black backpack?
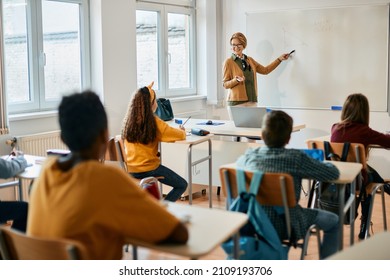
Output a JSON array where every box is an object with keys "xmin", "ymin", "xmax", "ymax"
[{"xmin": 315, "ymin": 141, "xmax": 362, "ymax": 224}]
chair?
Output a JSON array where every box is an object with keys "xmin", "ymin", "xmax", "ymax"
[
  {"xmin": 104, "ymin": 136, "xmax": 164, "ymax": 258},
  {"xmin": 0, "ymin": 180, "xmax": 19, "ymax": 196},
  {"xmin": 306, "ymin": 140, "xmax": 387, "ymax": 239},
  {"xmin": 219, "ymin": 166, "xmax": 321, "ymax": 260},
  {"xmin": 0, "ymin": 226, "xmax": 87, "ymax": 260},
  {"xmin": 104, "ymin": 136, "xmax": 128, "ymax": 172}
]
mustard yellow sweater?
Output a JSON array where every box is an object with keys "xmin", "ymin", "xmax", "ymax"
[
  {"xmin": 124, "ymin": 116, "xmax": 186, "ymax": 173},
  {"xmin": 222, "ymin": 55, "xmax": 281, "ymax": 102}
]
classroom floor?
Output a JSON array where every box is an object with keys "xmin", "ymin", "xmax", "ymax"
[{"xmin": 122, "ymin": 184, "xmax": 390, "ymax": 260}]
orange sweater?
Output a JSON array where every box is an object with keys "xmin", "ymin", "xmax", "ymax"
[
  {"xmin": 222, "ymin": 55, "xmax": 281, "ymax": 102},
  {"xmin": 124, "ymin": 116, "xmax": 186, "ymax": 173},
  {"xmin": 27, "ymin": 158, "xmax": 180, "ymax": 259}
]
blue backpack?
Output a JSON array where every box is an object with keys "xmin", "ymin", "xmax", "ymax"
[{"xmin": 221, "ymin": 169, "xmax": 288, "ymax": 260}]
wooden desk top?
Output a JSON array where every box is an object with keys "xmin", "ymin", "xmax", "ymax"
[
  {"xmin": 328, "ymin": 231, "xmax": 390, "ymax": 259},
  {"xmin": 17, "ymin": 155, "xmax": 46, "ymax": 180},
  {"xmin": 125, "ymin": 202, "xmax": 248, "ymax": 259},
  {"xmin": 327, "ymin": 161, "xmax": 362, "ymax": 184},
  {"xmin": 220, "ymin": 160, "xmax": 362, "ymax": 184},
  {"xmin": 305, "ymin": 135, "xmax": 390, "ymax": 150},
  {"xmin": 169, "ymin": 118, "xmax": 305, "ymax": 138},
  {"xmin": 175, "ymin": 133, "xmax": 214, "ymax": 145}
]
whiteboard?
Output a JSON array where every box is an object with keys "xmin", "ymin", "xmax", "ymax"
[{"xmin": 246, "ymin": 5, "xmax": 389, "ymax": 111}]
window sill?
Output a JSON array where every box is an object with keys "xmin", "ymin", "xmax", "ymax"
[
  {"xmin": 9, "ymin": 111, "xmax": 58, "ymax": 122},
  {"xmin": 168, "ymin": 95, "xmax": 206, "ymax": 103}
]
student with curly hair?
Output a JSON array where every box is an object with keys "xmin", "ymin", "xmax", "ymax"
[{"xmin": 121, "ymin": 83, "xmax": 187, "ymax": 202}]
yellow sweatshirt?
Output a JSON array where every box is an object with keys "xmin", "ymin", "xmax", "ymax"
[{"xmin": 124, "ymin": 116, "xmax": 186, "ymax": 173}]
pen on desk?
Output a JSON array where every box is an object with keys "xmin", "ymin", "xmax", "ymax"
[{"xmin": 182, "ymin": 116, "xmax": 191, "ymax": 126}]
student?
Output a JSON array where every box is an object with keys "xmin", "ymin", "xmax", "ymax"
[
  {"xmin": 330, "ymin": 93, "xmax": 390, "ymax": 239},
  {"xmin": 121, "ymin": 83, "xmax": 188, "ymax": 202},
  {"xmin": 27, "ymin": 91, "xmax": 188, "ymax": 260},
  {"xmin": 237, "ymin": 110, "xmax": 340, "ymax": 259},
  {"xmin": 0, "ymin": 156, "xmax": 28, "ymax": 232}
]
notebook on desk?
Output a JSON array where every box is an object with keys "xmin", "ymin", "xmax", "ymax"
[{"xmin": 230, "ymin": 106, "xmax": 267, "ymax": 128}]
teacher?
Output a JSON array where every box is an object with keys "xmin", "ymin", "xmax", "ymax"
[{"xmin": 222, "ymin": 32, "xmax": 291, "ymax": 111}]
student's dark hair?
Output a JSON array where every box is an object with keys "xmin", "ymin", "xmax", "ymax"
[
  {"xmin": 261, "ymin": 110, "xmax": 293, "ymax": 148},
  {"xmin": 121, "ymin": 87, "xmax": 157, "ymax": 144},
  {"xmin": 59, "ymin": 90, "xmax": 107, "ymax": 151},
  {"xmin": 340, "ymin": 93, "xmax": 369, "ymax": 125}
]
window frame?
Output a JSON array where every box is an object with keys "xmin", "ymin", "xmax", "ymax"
[
  {"xmin": 136, "ymin": 1, "xmax": 196, "ymax": 98},
  {"xmin": 2, "ymin": 0, "xmax": 91, "ymax": 114}
]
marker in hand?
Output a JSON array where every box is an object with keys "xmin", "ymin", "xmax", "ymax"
[{"xmin": 282, "ymin": 50, "xmax": 295, "ymax": 60}]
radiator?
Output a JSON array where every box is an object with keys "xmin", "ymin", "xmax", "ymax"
[{"xmin": 16, "ymin": 131, "xmax": 68, "ymax": 157}]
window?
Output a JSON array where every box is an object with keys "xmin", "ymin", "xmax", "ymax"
[
  {"xmin": 136, "ymin": 1, "xmax": 196, "ymax": 97},
  {"xmin": 1, "ymin": 0, "xmax": 90, "ymax": 114}
]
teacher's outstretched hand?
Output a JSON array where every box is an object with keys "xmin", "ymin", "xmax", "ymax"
[{"xmin": 278, "ymin": 52, "xmax": 293, "ymax": 62}]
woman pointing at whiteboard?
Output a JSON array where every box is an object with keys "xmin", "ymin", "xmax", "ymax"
[{"xmin": 222, "ymin": 32, "xmax": 291, "ymax": 113}]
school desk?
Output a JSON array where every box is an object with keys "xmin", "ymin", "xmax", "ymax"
[
  {"xmin": 219, "ymin": 160, "xmax": 362, "ymax": 251},
  {"xmin": 161, "ymin": 119, "xmax": 305, "ymax": 190},
  {"xmin": 169, "ymin": 118, "xmax": 306, "ymax": 139},
  {"xmin": 324, "ymin": 161, "xmax": 362, "ymax": 250},
  {"xmin": 328, "ymin": 231, "xmax": 390, "ymax": 260},
  {"xmin": 170, "ymin": 133, "xmax": 214, "ymax": 207},
  {"xmin": 125, "ymin": 202, "xmax": 248, "ymax": 260},
  {"xmin": 0, "ymin": 154, "xmax": 45, "ymax": 201}
]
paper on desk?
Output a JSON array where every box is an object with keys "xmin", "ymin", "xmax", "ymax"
[{"xmin": 174, "ymin": 212, "xmax": 191, "ymax": 224}]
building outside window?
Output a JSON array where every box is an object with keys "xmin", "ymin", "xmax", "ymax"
[
  {"xmin": 136, "ymin": 0, "xmax": 196, "ymax": 97},
  {"xmin": 1, "ymin": 0, "xmax": 90, "ymax": 114}
]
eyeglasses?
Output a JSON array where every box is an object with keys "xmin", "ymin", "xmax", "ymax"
[{"xmin": 231, "ymin": 44, "xmax": 243, "ymax": 48}]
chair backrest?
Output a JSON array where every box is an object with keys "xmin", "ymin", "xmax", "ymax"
[
  {"xmin": 306, "ymin": 140, "xmax": 367, "ymax": 169},
  {"xmin": 0, "ymin": 226, "xmax": 87, "ymax": 260},
  {"xmin": 219, "ymin": 166, "xmax": 296, "ymax": 240},
  {"xmin": 104, "ymin": 136, "xmax": 127, "ymax": 171},
  {"xmin": 219, "ymin": 166, "xmax": 296, "ymax": 207}
]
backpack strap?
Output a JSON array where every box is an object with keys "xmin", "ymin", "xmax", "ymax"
[
  {"xmin": 324, "ymin": 141, "xmax": 350, "ymax": 161},
  {"xmin": 324, "ymin": 141, "xmax": 332, "ymax": 160},
  {"xmin": 249, "ymin": 170, "xmax": 264, "ymax": 195},
  {"xmin": 340, "ymin": 142, "xmax": 350, "ymax": 162},
  {"xmin": 324, "ymin": 141, "xmax": 341, "ymax": 160},
  {"xmin": 236, "ymin": 169, "xmax": 263, "ymax": 195}
]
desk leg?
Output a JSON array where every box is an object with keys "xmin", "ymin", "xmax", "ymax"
[
  {"xmin": 349, "ymin": 180, "xmax": 356, "ymax": 246},
  {"xmin": 18, "ymin": 180, "xmax": 23, "ymax": 201},
  {"xmin": 132, "ymin": 246, "xmax": 138, "ymax": 260},
  {"xmin": 338, "ymin": 181, "xmax": 356, "ymax": 250},
  {"xmin": 338, "ymin": 184, "xmax": 345, "ymax": 251},
  {"xmin": 208, "ymin": 139, "xmax": 212, "ymax": 209},
  {"xmin": 186, "ymin": 140, "xmax": 213, "ymax": 207},
  {"xmin": 188, "ymin": 144, "xmax": 193, "ymax": 205},
  {"xmin": 233, "ymin": 233, "xmax": 240, "ymax": 259}
]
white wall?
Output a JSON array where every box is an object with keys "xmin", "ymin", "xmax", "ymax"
[
  {"xmin": 218, "ymin": 0, "xmax": 390, "ymax": 178},
  {"xmin": 2, "ymin": 0, "xmax": 390, "ymax": 179},
  {"xmin": 89, "ymin": 0, "xmax": 136, "ymax": 136},
  {"xmin": 90, "ymin": 0, "xmax": 207, "ymax": 135}
]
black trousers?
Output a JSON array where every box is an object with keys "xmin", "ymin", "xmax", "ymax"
[{"xmin": 0, "ymin": 201, "xmax": 28, "ymax": 232}]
